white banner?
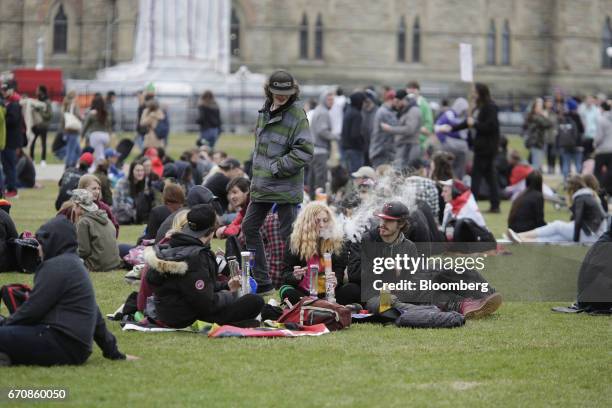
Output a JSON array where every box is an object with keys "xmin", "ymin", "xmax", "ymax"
[{"xmin": 459, "ymin": 43, "xmax": 473, "ymax": 83}]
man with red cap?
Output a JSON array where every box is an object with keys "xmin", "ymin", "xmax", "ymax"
[
  {"xmin": 54, "ymin": 152, "xmax": 94, "ymax": 211},
  {"xmin": 341, "ymin": 201, "xmax": 501, "ymax": 320}
]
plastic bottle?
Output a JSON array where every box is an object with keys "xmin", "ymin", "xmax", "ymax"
[
  {"xmin": 308, "ymin": 264, "xmax": 319, "ymax": 297},
  {"xmin": 240, "ymin": 251, "xmax": 251, "ymax": 296},
  {"xmin": 323, "ymin": 253, "xmax": 336, "ymax": 303}
]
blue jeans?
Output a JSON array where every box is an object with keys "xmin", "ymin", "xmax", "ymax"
[
  {"xmin": 1, "ymin": 148, "xmax": 17, "ymax": 192},
  {"xmin": 560, "ymin": 148, "xmax": 583, "ymax": 181},
  {"xmin": 200, "ymin": 128, "xmax": 220, "ymax": 148},
  {"xmin": 0, "ymin": 325, "xmax": 89, "ymax": 366},
  {"xmin": 343, "ymin": 149, "xmax": 365, "ymax": 174},
  {"xmin": 530, "ymin": 147, "xmax": 545, "ymax": 171},
  {"xmin": 64, "ymin": 131, "xmax": 81, "ymax": 168}
]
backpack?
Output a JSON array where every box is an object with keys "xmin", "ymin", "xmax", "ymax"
[
  {"xmin": 278, "ymin": 297, "xmax": 351, "ymax": 331},
  {"xmin": 1, "ymin": 283, "xmax": 31, "ymax": 314},
  {"xmin": 557, "ymin": 117, "xmax": 580, "ymax": 149},
  {"xmin": 154, "ymin": 111, "xmax": 170, "ymax": 141}
]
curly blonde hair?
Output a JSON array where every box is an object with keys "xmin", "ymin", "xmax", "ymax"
[{"xmin": 290, "ymin": 202, "xmax": 343, "ymax": 261}]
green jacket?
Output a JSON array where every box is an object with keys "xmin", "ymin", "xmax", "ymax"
[
  {"xmin": 0, "ymin": 105, "xmax": 5, "ymax": 150},
  {"xmin": 418, "ymin": 96, "xmax": 433, "ymax": 147},
  {"xmin": 250, "ymin": 100, "xmax": 313, "ymax": 204},
  {"xmin": 77, "ymin": 210, "xmax": 121, "ymax": 271}
]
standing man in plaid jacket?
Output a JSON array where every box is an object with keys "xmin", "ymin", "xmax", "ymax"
[{"xmin": 243, "ymin": 70, "xmax": 313, "ymax": 294}]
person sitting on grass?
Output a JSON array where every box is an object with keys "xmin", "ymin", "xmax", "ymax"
[
  {"xmin": 346, "ymin": 201, "xmax": 502, "ymax": 319},
  {"xmin": 0, "ymin": 216, "xmax": 136, "ymax": 366},
  {"xmin": 71, "ymin": 189, "xmax": 121, "ymax": 272},
  {"xmin": 55, "ymin": 152, "xmax": 93, "ymax": 211},
  {"xmin": 439, "ymin": 179, "xmax": 496, "ymax": 247},
  {"xmin": 0, "ymin": 199, "xmax": 18, "ymax": 272},
  {"xmin": 58, "ymin": 174, "xmax": 120, "ymax": 237},
  {"xmin": 144, "ymin": 204, "xmax": 264, "ymax": 328},
  {"xmin": 508, "ymin": 175, "xmax": 608, "ymax": 243},
  {"xmin": 113, "ymin": 159, "xmax": 157, "ymax": 225},
  {"xmin": 507, "ymin": 171, "xmax": 546, "ymax": 234},
  {"xmin": 214, "ymin": 177, "xmax": 251, "ymax": 240},
  {"xmin": 279, "ymin": 202, "xmax": 347, "ymax": 305},
  {"xmin": 142, "ymin": 182, "xmax": 185, "ymax": 242}
]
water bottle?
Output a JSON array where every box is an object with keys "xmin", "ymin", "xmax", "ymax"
[
  {"xmin": 323, "ymin": 253, "xmax": 336, "ymax": 303},
  {"xmin": 240, "ymin": 251, "xmax": 251, "ymax": 296},
  {"xmin": 308, "ymin": 264, "xmax": 319, "ymax": 297}
]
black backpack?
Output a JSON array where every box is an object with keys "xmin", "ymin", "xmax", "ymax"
[{"xmin": 557, "ymin": 117, "xmax": 580, "ymax": 149}]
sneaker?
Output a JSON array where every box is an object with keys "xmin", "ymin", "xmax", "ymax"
[
  {"xmin": 507, "ymin": 228, "xmax": 523, "ymax": 243},
  {"xmin": 5, "ymin": 190, "xmax": 18, "ymax": 199},
  {"xmin": 460, "ymin": 293, "xmax": 503, "ymax": 319}
]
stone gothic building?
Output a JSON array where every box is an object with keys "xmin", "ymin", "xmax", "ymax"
[{"xmin": 2, "ymin": 0, "xmax": 612, "ymax": 97}]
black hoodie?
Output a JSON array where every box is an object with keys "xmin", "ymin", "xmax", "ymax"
[
  {"xmin": 341, "ymin": 92, "xmax": 367, "ymax": 150},
  {"xmin": 2, "ymin": 216, "xmax": 124, "ymax": 361}
]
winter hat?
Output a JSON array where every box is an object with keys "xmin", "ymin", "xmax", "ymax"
[{"xmin": 71, "ymin": 189, "xmax": 99, "ymax": 212}]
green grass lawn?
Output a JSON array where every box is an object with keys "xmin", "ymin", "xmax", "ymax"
[{"xmin": 2, "ymin": 135, "xmax": 610, "ymax": 407}]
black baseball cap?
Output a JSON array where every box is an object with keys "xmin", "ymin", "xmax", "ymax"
[
  {"xmin": 268, "ymin": 70, "xmax": 296, "ymax": 96},
  {"xmin": 218, "ymin": 158, "xmax": 241, "ymax": 171},
  {"xmin": 375, "ymin": 201, "xmax": 409, "ymax": 221},
  {"xmin": 395, "ymin": 89, "xmax": 407, "ymax": 100},
  {"xmin": 182, "ymin": 204, "xmax": 218, "ymax": 238}
]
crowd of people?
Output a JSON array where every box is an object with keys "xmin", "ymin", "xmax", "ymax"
[{"xmin": 0, "ymin": 69, "xmax": 610, "ymax": 367}]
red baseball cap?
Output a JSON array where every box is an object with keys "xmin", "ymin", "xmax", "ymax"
[{"xmin": 79, "ymin": 152, "xmax": 94, "ymax": 166}]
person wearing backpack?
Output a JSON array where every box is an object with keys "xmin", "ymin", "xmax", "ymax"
[
  {"xmin": 0, "ymin": 216, "xmax": 136, "ymax": 366},
  {"xmin": 140, "ymin": 99, "xmax": 166, "ymax": 149},
  {"xmin": 278, "ymin": 202, "xmax": 347, "ymax": 304},
  {"xmin": 144, "ymin": 204, "xmax": 264, "ymax": 328}
]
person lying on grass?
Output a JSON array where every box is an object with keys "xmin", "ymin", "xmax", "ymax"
[
  {"xmin": 346, "ymin": 201, "xmax": 502, "ymax": 319},
  {"xmin": 144, "ymin": 204, "xmax": 264, "ymax": 328},
  {"xmin": 0, "ymin": 216, "xmax": 137, "ymax": 366}
]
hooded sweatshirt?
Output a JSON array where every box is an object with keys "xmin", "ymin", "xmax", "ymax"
[
  {"xmin": 77, "ymin": 209, "xmax": 121, "ymax": 271},
  {"xmin": 386, "ymin": 97, "xmax": 422, "ymax": 146},
  {"xmin": 436, "ymin": 98, "xmax": 469, "ymax": 143},
  {"xmin": 1, "ymin": 216, "xmax": 124, "ymax": 360},
  {"xmin": 145, "ymin": 233, "xmax": 236, "ymax": 328},
  {"xmin": 4, "ymin": 92, "xmax": 23, "ymax": 149},
  {"xmin": 370, "ymin": 103, "xmax": 398, "ymax": 165},
  {"xmin": 595, "ymin": 111, "xmax": 612, "ymax": 154},
  {"xmin": 310, "ymin": 90, "xmax": 338, "ymax": 155},
  {"xmin": 341, "ymin": 92, "xmax": 366, "ymax": 150}
]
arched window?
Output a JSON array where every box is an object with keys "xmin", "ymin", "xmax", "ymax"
[
  {"xmin": 230, "ymin": 8, "xmax": 240, "ymax": 57},
  {"xmin": 315, "ymin": 14, "xmax": 323, "ymax": 60},
  {"xmin": 412, "ymin": 17, "xmax": 421, "ymax": 63},
  {"xmin": 299, "ymin": 13, "xmax": 308, "ymax": 59},
  {"xmin": 602, "ymin": 17, "xmax": 612, "ymax": 69},
  {"xmin": 53, "ymin": 5, "xmax": 68, "ymax": 54},
  {"xmin": 397, "ymin": 16, "xmax": 406, "ymax": 62},
  {"xmin": 502, "ymin": 20, "xmax": 511, "ymax": 65},
  {"xmin": 486, "ymin": 20, "xmax": 496, "ymax": 65}
]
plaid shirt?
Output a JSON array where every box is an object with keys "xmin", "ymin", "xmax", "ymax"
[
  {"xmin": 406, "ymin": 176, "xmax": 440, "ymax": 218},
  {"xmin": 238, "ymin": 212, "xmax": 285, "ymax": 288}
]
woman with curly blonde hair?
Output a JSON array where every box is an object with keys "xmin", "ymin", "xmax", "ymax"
[{"xmin": 279, "ymin": 202, "xmax": 347, "ymax": 304}]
